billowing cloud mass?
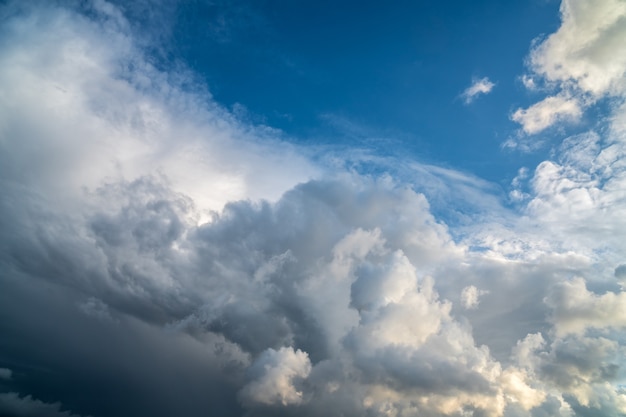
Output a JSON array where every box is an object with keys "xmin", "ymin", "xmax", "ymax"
[
  {"xmin": 239, "ymin": 347, "xmax": 311, "ymax": 406},
  {"xmin": 1, "ymin": 1, "xmax": 625, "ymax": 417},
  {"xmin": 461, "ymin": 77, "xmax": 495, "ymax": 104}
]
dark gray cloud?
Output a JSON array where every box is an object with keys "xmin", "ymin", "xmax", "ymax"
[
  {"xmin": 615, "ymin": 264, "xmax": 626, "ymax": 287},
  {"xmin": 0, "ymin": 392, "xmax": 90, "ymax": 417},
  {"xmin": 0, "ymin": 369, "xmax": 11, "ymax": 381}
]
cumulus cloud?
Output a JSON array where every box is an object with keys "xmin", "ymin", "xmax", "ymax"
[
  {"xmin": 460, "ymin": 285, "xmax": 488, "ymax": 309},
  {"xmin": 616, "ymin": 264, "xmax": 626, "ymax": 288},
  {"xmin": 512, "ymin": 0, "xmax": 626, "ymax": 134},
  {"xmin": 461, "ymin": 77, "xmax": 495, "ymax": 104},
  {"xmin": 1, "ymin": 1, "xmax": 626, "ymax": 417},
  {"xmin": 499, "ymin": 4, "xmax": 626, "ymax": 412},
  {"xmin": 511, "ymin": 94, "xmax": 582, "ymax": 135},
  {"xmin": 529, "ymin": 0, "xmax": 626, "ymax": 98},
  {"xmin": 239, "ymin": 347, "xmax": 312, "ymax": 407},
  {"xmin": 545, "ymin": 277, "xmax": 626, "ymax": 336}
]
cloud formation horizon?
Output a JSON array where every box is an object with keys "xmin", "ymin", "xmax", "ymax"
[{"xmin": 1, "ymin": 1, "xmax": 625, "ymax": 417}]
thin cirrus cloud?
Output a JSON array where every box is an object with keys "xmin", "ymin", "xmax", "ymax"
[
  {"xmin": 1, "ymin": 1, "xmax": 626, "ymax": 417},
  {"xmin": 461, "ymin": 77, "xmax": 495, "ymax": 104}
]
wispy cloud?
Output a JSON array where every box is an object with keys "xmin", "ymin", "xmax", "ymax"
[{"xmin": 461, "ymin": 76, "xmax": 495, "ymax": 104}]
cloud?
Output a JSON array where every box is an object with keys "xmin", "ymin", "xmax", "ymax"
[
  {"xmin": 1, "ymin": 1, "xmax": 626, "ymax": 417},
  {"xmin": 461, "ymin": 77, "xmax": 495, "ymax": 104},
  {"xmin": 512, "ymin": 0, "xmax": 626, "ymax": 134},
  {"xmin": 511, "ymin": 94, "xmax": 582, "ymax": 135},
  {"xmin": 529, "ymin": 0, "xmax": 626, "ymax": 98},
  {"xmin": 513, "ymin": 332, "xmax": 626, "ymax": 415},
  {"xmin": 0, "ymin": 392, "xmax": 90, "ymax": 417},
  {"xmin": 0, "ymin": 368, "xmax": 12, "ymax": 381},
  {"xmin": 460, "ymin": 285, "xmax": 489, "ymax": 309},
  {"xmin": 499, "ymin": 4, "xmax": 626, "ymax": 411},
  {"xmin": 545, "ymin": 277, "xmax": 626, "ymax": 337},
  {"xmin": 78, "ymin": 297, "xmax": 117, "ymax": 323},
  {"xmin": 239, "ymin": 347, "xmax": 312, "ymax": 407},
  {"xmin": 0, "ymin": 0, "xmax": 319, "ymax": 220}
]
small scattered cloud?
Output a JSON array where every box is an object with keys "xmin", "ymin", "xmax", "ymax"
[
  {"xmin": 461, "ymin": 76, "xmax": 495, "ymax": 104},
  {"xmin": 520, "ymin": 74, "xmax": 538, "ymax": 91}
]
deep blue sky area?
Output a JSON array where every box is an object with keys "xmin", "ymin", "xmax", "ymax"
[{"xmin": 157, "ymin": 0, "xmax": 562, "ymax": 183}]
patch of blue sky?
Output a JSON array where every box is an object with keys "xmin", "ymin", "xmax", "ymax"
[{"xmin": 113, "ymin": 0, "xmax": 563, "ymax": 185}]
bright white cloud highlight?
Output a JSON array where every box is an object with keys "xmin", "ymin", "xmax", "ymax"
[
  {"xmin": 530, "ymin": 0, "xmax": 626, "ymax": 98},
  {"xmin": 511, "ymin": 94, "xmax": 582, "ymax": 135},
  {"xmin": 239, "ymin": 347, "xmax": 312, "ymax": 406},
  {"xmin": 0, "ymin": 0, "xmax": 318, "ymax": 220}
]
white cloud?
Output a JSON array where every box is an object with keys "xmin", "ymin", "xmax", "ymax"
[
  {"xmin": 511, "ymin": 94, "xmax": 582, "ymax": 135},
  {"xmin": 239, "ymin": 347, "xmax": 312, "ymax": 407},
  {"xmin": 520, "ymin": 75, "xmax": 538, "ymax": 91},
  {"xmin": 499, "ymin": 368, "xmax": 546, "ymax": 411},
  {"xmin": 461, "ymin": 76, "xmax": 495, "ymax": 104},
  {"xmin": 530, "ymin": 0, "xmax": 626, "ymax": 98},
  {"xmin": 0, "ymin": 0, "xmax": 319, "ymax": 221},
  {"xmin": 460, "ymin": 285, "xmax": 488, "ymax": 309},
  {"xmin": 545, "ymin": 277, "xmax": 626, "ymax": 336},
  {"xmin": 512, "ymin": 0, "xmax": 626, "ymax": 134}
]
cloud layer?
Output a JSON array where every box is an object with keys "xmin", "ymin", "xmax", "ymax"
[{"xmin": 1, "ymin": 1, "xmax": 625, "ymax": 417}]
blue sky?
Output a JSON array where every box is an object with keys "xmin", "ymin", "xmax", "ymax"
[
  {"xmin": 1, "ymin": 1, "xmax": 626, "ymax": 417},
  {"xmin": 166, "ymin": 0, "xmax": 562, "ymax": 181}
]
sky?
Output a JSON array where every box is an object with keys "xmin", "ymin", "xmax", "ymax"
[{"xmin": 0, "ymin": 0, "xmax": 626, "ymax": 417}]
